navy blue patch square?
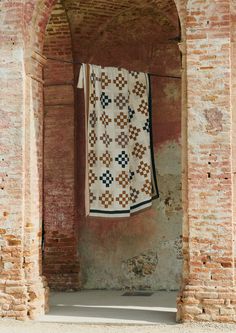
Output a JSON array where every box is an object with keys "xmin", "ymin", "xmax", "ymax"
[
  {"xmin": 100, "ymin": 92, "xmax": 112, "ymax": 109},
  {"xmin": 100, "ymin": 170, "xmax": 114, "ymax": 187},
  {"xmin": 115, "ymin": 151, "xmax": 129, "ymax": 168}
]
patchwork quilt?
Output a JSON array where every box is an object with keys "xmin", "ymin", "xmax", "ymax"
[{"xmin": 78, "ymin": 64, "xmax": 158, "ymax": 217}]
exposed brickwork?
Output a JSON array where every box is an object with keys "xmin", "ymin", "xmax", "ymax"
[
  {"xmin": 42, "ymin": 0, "xmax": 80, "ymax": 290},
  {"xmin": 177, "ymin": 0, "xmax": 236, "ymax": 323},
  {"xmin": 1, "ymin": 0, "xmax": 236, "ymax": 324},
  {"xmin": 231, "ymin": 0, "xmax": 236, "ymax": 290},
  {"xmin": 178, "ymin": 286, "xmax": 236, "ymax": 322}
]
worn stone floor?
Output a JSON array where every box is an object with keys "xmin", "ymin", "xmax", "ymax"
[
  {"xmin": 39, "ymin": 290, "xmax": 178, "ymax": 324},
  {"xmin": 1, "ymin": 291, "xmax": 236, "ymax": 332}
]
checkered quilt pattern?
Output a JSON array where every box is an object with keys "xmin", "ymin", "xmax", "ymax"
[{"xmin": 78, "ymin": 64, "xmax": 158, "ymax": 217}]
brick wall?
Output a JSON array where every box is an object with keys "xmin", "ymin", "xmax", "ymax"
[
  {"xmin": 0, "ymin": 0, "xmax": 47, "ymax": 319},
  {"xmin": 2, "ymin": 0, "xmax": 236, "ymax": 324},
  {"xmin": 43, "ymin": 0, "xmax": 80, "ymax": 290},
  {"xmin": 0, "ymin": 18, "xmax": 28, "ymax": 321},
  {"xmin": 230, "ymin": 0, "xmax": 236, "ymax": 288},
  {"xmin": 177, "ymin": 0, "xmax": 236, "ymax": 322}
]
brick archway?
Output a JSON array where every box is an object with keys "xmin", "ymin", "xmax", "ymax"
[
  {"xmin": 1, "ymin": 0, "xmax": 236, "ymax": 323},
  {"xmin": 22, "ymin": 0, "xmax": 188, "ymax": 320},
  {"xmin": 22, "ymin": 0, "xmax": 189, "ymax": 320},
  {"xmin": 27, "ymin": 0, "xmax": 186, "ymax": 55}
]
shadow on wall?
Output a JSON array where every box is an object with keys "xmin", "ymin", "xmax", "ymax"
[{"xmin": 78, "ymin": 140, "xmax": 182, "ymax": 291}]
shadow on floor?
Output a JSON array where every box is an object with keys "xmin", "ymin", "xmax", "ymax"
[{"xmin": 39, "ymin": 290, "xmax": 178, "ymax": 325}]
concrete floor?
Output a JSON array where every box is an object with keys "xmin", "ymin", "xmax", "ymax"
[
  {"xmin": 39, "ymin": 290, "xmax": 178, "ymax": 325},
  {"xmin": 2, "ymin": 293, "xmax": 236, "ymax": 333}
]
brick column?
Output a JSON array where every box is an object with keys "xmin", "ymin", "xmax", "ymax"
[
  {"xmin": 42, "ymin": 1, "xmax": 80, "ymax": 290},
  {"xmin": 24, "ymin": 51, "xmax": 49, "ymax": 319},
  {"xmin": 230, "ymin": 0, "xmax": 236, "ymax": 290},
  {"xmin": 177, "ymin": 0, "xmax": 236, "ymax": 322},
  {"xmin": 0, "ymin": 0, "xmax": 47, "ymax": 319},
  {"xmin": 0, "ymin": 47, "xmax": 29, "ymax": 320},
  {"xmin": 0, "ymin": 0, "xmax": 49, "ymax": 318}
]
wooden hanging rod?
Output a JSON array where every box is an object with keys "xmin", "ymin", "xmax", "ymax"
[{"xmin": 46, "ymin": 57, "xmax": 181, "ymax": 80}]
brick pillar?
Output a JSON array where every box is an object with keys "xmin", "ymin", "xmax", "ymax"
[
  {"xmin": 0, "ymin": 46, "xmax": 29, "ymax": 320},
  {"xmin": 24, "ymin": 51, "xmax": 49, "ymax": 319},
  {"xmin": 42, "ymin": 0, "xmax": 80, "ymax": 290},
  {"xmin": 230, "ymin": 0, "xmax": 236, "ymax": 291},
  {"xmin": 0, "ymin": 31, "xmax": 48, "ymax": 326},
  {"xmin": 177, "ymin": 0, "xmax": 236, "ymax": 322},
  {"xmin": 0, "ymin": 0, "xmax": 47, "ymax": 318}
]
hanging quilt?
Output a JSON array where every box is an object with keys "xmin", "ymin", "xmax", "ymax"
[{"xmin": 78, "ymin": 64, "xmax": 159, "ymax": 217}]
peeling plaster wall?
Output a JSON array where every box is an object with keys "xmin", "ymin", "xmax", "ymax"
[
  {"xmin": 79, "ymin": 141, "xmax": 182, "ymax": 290},
  {"xmin": 78, "ymin": 60, "xmax": 182, "ymax": 290},
  {"xmin": 73, "ymin": 4, "xmax": 182, "ymax": 287}
]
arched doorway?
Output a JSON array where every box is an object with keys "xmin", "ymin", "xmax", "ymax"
[
  {"xmin": 24, "ymin": 0, "xmax": 187, "ymax": 321},
  {"xmin": 2, "ymin": 0, "xmax": 235, "ymax": 323}
]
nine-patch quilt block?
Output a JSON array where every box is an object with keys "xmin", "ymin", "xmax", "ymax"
[{"xmin": 78, "ymin": 64, "xmax": 158, "ymax": 217}]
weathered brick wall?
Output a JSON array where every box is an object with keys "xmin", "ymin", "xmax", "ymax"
[
  {"xmin": 0, "ymin": 1, "xmax": 27, "ymax": 319},
  {"xmin": 2, "ymin": 0, "xmax": 236, "ymax": 324},
  {"xmin": 231, "ymin": 0, "xmax": 236, "ymax": 288},
  {"xmin": 177, "ymin": 0, "xmax": 236, "ymax": 322},
  {"xmin": 0, "ymin": 0, "xmax": 47, "ymax": 320},
  {"xmin": 24, "ymin": 54, "xmax": 49, "ymax": 319},
  {"xmin": 43, "ymin": 0, "xmax": 80, "ymax": 290}
]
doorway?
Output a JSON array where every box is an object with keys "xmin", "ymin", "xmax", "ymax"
[{"xmin": 42, "ymin": 0, "xmax": 183, "ymax": 322}]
